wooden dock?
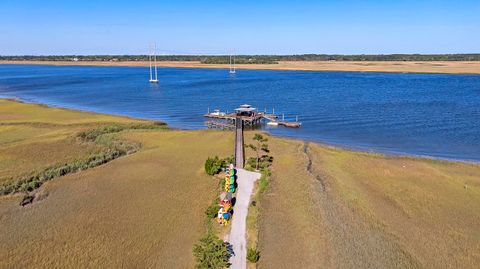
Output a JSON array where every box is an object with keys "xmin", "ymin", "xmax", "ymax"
[
  {"xmin": 262, "ymin": 114, "xmax": 278, "ymax": 121},
  {"xmin": 203, "ymin": 113, "xmax": 236, "ymax": 121},
  {"xmin": 204, "ymin": 112, "xmax": 264, "ymax": 126},
  {"xmin": 278, "ymin": 121, "xmax": 301, "ymax": 128},
  {"xmin": 204, "ymin": 111, "xmax": 301, "ymax": 128}
]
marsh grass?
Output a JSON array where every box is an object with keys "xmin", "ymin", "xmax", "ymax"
[
  {"xmin": 0, "ymin": 102, "xmax": 167, "ymax": 195},
  {"xmin": 0, "ymin": 100, "xmax": 236, "ymax": 268},
  {"xmin": 0, "ymin": 124, "xmax": 164, "ymax": 195},
  {"xmin": 258, "ymin": 138, "xmax": 480, "ymax": 269},
  {"xmin": 1, "ymin": 128, "xmax": 232, "ymax": 268},
  {"xmin": 1, "ymin": 147, "xmax": 131, "ymax": 195},
  {"xmin": 77, "ymin": 122, "xmax": 166, "ymax": 142}
]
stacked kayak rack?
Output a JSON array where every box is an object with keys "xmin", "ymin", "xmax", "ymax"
[
  {"xmin": 217, "ymin": 164, "xmax": 237, "ymax": 226},
  {"xmin": 224, "ymin": 165, "xmax": 237, "ymax": 193},
  {"xmin": 217, "ymin": 192, "xmax": 233, "ymax": 226}
]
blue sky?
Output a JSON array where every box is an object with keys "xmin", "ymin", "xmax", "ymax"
[{"xmin": 0, "ymin": 0, "xmax": 479, "ymax": 55}]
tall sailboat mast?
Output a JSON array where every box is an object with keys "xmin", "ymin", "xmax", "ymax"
[
  {"xmin": 230, "ymin": 50, "xmax": 236, "ymax": 74},
  {"xmin": 149, "ymin": 43, "xmax": 159, "ymax": 83},
  {"xmin": 154, "ymin": 43, "xmax": 158, "ymax": 81},
  {"xmin": 149, "ymin": 46, "xmax": 153, "ymax": 81}
]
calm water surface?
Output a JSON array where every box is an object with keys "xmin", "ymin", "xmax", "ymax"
[{"xmin": 0, "ymin": 64, "xmax": 479, "ymax": 161}]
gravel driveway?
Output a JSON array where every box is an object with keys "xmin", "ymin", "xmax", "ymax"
[{"xmin": 228, "ymin": 168, "xmax": 260, "ymax": 269}]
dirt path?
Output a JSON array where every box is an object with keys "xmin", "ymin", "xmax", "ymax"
[{"xmin": 228, "ymin": 168, "xmax": 261, "ymax": 269}]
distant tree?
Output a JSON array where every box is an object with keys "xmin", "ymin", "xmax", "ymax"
[
  {"xmin": 193, "ymin": 233, "xmax": 231, "ymax": 269},
  {"xmin": 2, "ymin": 54, "xmax": 480, "ymax": 63}
]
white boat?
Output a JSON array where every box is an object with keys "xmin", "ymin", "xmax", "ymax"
[
  {"xmin": 210, "ymin": 109, "xmax": 226, "ymax": 117},
  {"xmin": 267, "ymin": 121, "xmax": 278, "ymax": 126}
]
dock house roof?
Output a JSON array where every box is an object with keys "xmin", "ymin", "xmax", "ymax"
[{"xmin": 235, "ymin": 104, "xmax": 257, "ymax": 113}]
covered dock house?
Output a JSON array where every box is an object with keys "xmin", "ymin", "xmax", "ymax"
[{"xmin": 234, "ymin": 104, "xmax": 263, "ymax": 126}]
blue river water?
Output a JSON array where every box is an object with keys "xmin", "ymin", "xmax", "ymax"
[{"xmin": 0, "ymin": 64, "xmax": 479, "ymax": 161}]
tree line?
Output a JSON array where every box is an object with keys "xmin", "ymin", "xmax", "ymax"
[{"xmin": 1, "ymin": 54, "xmax": 479, "ymax": 64}]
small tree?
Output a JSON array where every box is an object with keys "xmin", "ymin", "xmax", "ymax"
[
  {"xmin": 193, "ymin": 233, "xmax": 231, "ymax": 269},
  {"xmin": 247, "ymin": 134, "xmax": 269, "ymax": 171}
]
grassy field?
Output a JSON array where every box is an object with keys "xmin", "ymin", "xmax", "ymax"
[
  {"xmin": 2, "ymin": 60, "xmax": 480, "ymax": 74},
  {"xmin": 1, "ymin": 99, "xmax": 479, "ymax": 268},
  {"xmin": 0, "ymin": 100, "xmax": 149, "ymax": 184},
  {"xmin": 0, "ymin": 100, "xmax": 232, "ymax": 268},
  {"xmin": 258, "ymin": 139, "xmax": 480, "ymax": 269}
]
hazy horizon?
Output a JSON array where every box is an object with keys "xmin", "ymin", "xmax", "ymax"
[{"xmin": 2, "ymin": 53, "xmax": 480, "ymax": 57}]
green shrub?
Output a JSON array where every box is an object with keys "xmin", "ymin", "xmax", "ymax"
[
  {"xmin": 153, "ymin": 121, "xmax": 167, "ymax": 126},
  {"xmin": 78, "ymin": 125, "xmax": 121, "ymax": 142},
  {"xmin": 77, "ymin": 123, "xmax": 166, "ymax": 142},
  {"xmin": 205, "ymin": 203, "xmax": 220, "ymax": 219},
  {"xmin": 204, "ymin": 156, "xmax": 222, "ymax": 176},
  {"xmin": 247, "ymin": 247, "xmax": 260, "ymax": 263},
  {"xmin": 193, "ymin": 233, "xmax": 231, "ymax": 269}
]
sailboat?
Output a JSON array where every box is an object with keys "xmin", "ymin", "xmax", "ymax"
[
  {"xmin": 229, "ymin": 52, "xmax": 236, "ymax": 74},
  {"xmin": 149, "ymin": 43, "xmax": 159, "ymax": 83}
]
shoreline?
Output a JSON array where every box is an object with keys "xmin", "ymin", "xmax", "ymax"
[
  {"xmin": 2, "ymin": 60, "xmax": 480, "ymax": 75},
  {"xmin": 2, "ymin": 97, "xmax": 478, "ymax": 165},
  {"xmin": 267, "ymin": 131, "xmax": 480, "ymax": 165},
  {"xmin": 2, "ymin": 97, "xmax": 159, "ymax": 126}
]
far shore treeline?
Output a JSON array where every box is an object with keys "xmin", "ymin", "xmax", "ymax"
[{"xmin": 1, "ymin": 54, "xmax": 480, "ymax": 64}]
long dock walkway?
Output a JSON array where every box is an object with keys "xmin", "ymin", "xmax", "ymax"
[{"xmin": 235, "ymin": 117, "xmax": 244, "ymax": 168}]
